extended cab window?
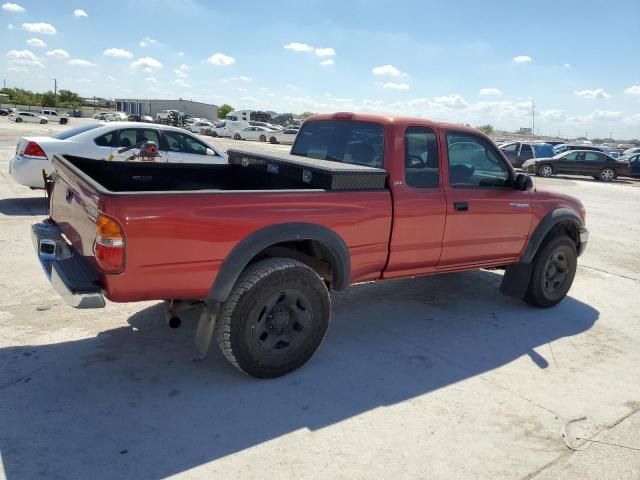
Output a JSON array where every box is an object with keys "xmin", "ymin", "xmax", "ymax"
[
  {"xmin": 292, "ymin": 120, "xmax": 384, "ymax": 168},
  {"xmin": 447, "ymin": 132, "xmax": 511, "ymax": 188},
  {"xmin": 404, "ymin": 126, "xmax": 439, "ymax": 188}
]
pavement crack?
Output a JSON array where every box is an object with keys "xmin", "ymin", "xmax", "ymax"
[
  {"xmin": 0, "ymin": 367, "xmax": 43, "ymax": 391},
  {"xmin": 579, "ymin": 264, "xmax": 640, "ymax": 283}
]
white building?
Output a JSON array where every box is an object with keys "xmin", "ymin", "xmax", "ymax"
[{"xmin": 115, "ymin": 98, "xmax": 218, "ymax": 121}]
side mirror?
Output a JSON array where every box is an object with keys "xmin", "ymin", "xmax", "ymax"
[
  {"xmin": 206, "ymin": 147, "xmax": 215, "ymax": 156},
  {"xmin": 515, "ymin": 173, "xmax": 534, "ymax": 191}
]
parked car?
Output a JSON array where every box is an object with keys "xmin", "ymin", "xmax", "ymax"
[
  {"xmin": 186, "ymin": 121, "xmax": 215, "ymax": 134},
  {"xmin": 103, "ymin": 112, "xmax": 128, "ymax": 122},
  {"xmin": 554, "ymin": 144, "xmax": 608, "ymax": 154},
  {"xmin": 93, "ymin": 112, "xmax": 109, "ymax": 120},
  {"xmin": 622, "ymin": 147, "xmax": 640, "ymax": 156},
  {"xmin": 8, "ymin": 111, "xmax": 48, "ymax": 124},
  {"xmin": 268, "ymin": 128, "xmax": 299, "ymax": 144},
  {"xmin": 32, "ymin": 112, "xmax": 588, "ymax": 378},
  {"xmin": 500, "ymin": 142, "xmax": 556, "ymax": 168},
  {"xmin": 522, "ymin": 150, "xmax": 629, "ymax": 181},
  {"xmin": 209, "ymin": 120, "xmax": 250, "ymax": 137},
  {"xmin": 608, "ymin": 151, "xmax": 621, "ymax": 159},
  {"xmin": 232, "ymin": 125, "xmax": 277, "ymax": 141},
  {"xmin": 0, "ymin": 108, "xmax": 9, "ymax": 116},
  {"xmin": 156, "ymin": 109, "xmax": 182, "ymax": 121},
  {"xmin": 127, "ymin": 114, "xmax": 154, "ymax": 122},
  {"xmin": 628, "ymin": 154, "xmax": 640, "ymax": 178},
  {"xmin": 9, "ymin": 122, "xmax": 227, "ymax": 188},
  {"xmin": 40, "ymin": 109, "xmax": 69, "ymax": 125}
]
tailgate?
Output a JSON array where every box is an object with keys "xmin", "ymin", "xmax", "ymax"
[{"xmin": 49, "ymin": 155, "xmax": 102, "ymax": 264}]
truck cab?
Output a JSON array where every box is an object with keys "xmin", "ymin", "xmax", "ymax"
[{"xmin": 40, "ymin": 109, "xmax": 69, "ymax": 125}]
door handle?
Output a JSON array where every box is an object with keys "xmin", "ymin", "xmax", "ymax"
[{"xmin": 454, "ymin": 201, "xmax": 469, "ymax": 211}]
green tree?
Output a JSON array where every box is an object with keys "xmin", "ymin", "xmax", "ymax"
[
  {"xmin": 40, "ymin": 91, "xmax": 58, "ymax": 107},
  {"xmin": 57, "ymin": 89, "xmax": 82, "ymax": 106},
  {"xmin": 477, "ymin": 124, "xmax": 494, "ymax": 135},
  {"xmin": 218, "ymin": 103, "xmax": 233, "ymax": 119},
  {"xmin": 301, "ymin": 111, "xmax": 315, "ymax": 118}
]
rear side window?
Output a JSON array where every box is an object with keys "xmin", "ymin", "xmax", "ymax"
[
  {"xmin": 584, "ymin": 152, "xmax": 600, "ymax": 161},
  {"xmin": 404, "ymin": 126, "xmax": 439, "ymax": 188},
  {"xmin": 94, "ymin": 131, "xmax": 117, "ymax": 147},
  {"xmin": 292, "ymin": 120, "xmax": 384, "ymax": 168},
  {"xmin": 164, "ymin": 130, "xmax": 208, "ymax": 155},
  {"xmin": 520, "ymin": 144, "xmax": 533, "ymax": 154}
]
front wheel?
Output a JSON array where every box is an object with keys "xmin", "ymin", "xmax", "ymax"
[
  {"xmin": 215, "ymin": 258, "xmax": 331, "ymax": 378},
  {"xmin": 233, "ymin": 133, "xmax": 241, "ymax": 140},
  {"xmin": 15, "ymin": 117, "xmax": 23, "ymax": 123},
  {"xmin": 259, "ymin": 135, "xmax": 266, "ymax": 142},
  {"xmin": 538, "ymin": 164, "xmax": 553, "ymax": 177},
  {"xmin": 599, "ymin": 168, "xmax": 615, "ymax": 182},
  {"xmin": 40, "ymin": 119, "xmax": 47, "ymax": 124},
  {"xmin": 269, "ymin": 136, "xmax": 278, "ymax": 144},
  {"xmin": 524, "ymin": 235, "xmax": 577, "ymax": 308},
  {"xmin": 210, "ymin": 131, "xmax": 218, "ymax": 137}
]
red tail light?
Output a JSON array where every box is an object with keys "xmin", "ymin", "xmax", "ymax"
[
  {"xmin": 23, "ymin": 141, "xmax": 47, "ymax": 159},
  {"xmin": 95, "ymin": 214, "xmax": 125, "ymax": 273}
]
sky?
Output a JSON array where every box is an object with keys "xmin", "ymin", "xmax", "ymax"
[{"xmin": 1, "ymin": 0, "xmax": 639, "ymax": 138}]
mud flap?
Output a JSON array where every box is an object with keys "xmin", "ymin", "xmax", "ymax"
[
  {"xmin": 500, "ymin": 263, "xmax": 532, "ymax": 299},
  {"xmin": 194, "ymin": 301, "xmax": 221, "ymax": 358}
]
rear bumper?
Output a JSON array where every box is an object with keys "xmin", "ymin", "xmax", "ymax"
[
  {"xmin": 9, "ymin": 155, "xmax": 49, "ymax": 189},
  {"xmin": 578, "ymin": 227, "xmax": 589, "ymax": 256},
  {"xmin": 32, "ymin": 220, "xmax": 105, "ymax": 308}
]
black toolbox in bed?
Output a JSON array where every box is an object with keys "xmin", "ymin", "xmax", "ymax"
[{"xmin": 226, "ymin": 147, "xmax": 387, "ymax": 191}]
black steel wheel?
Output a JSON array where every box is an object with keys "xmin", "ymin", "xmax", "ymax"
[
  {"xmin": 269, "ymin": 136, "xmax": 278, "ymax": 144},
  {"xmin": 259, "ymin": 134, "xmax": 266, "ymax": 142},
  {"xmin": 234, "ymin": 133, "xmax": 241, "ymax": 140},
  {"xmin": 215, "ymin": 258, "xmax": 331, "ymax": 378},
  {"xmin": 524, "ymin": 235, "xmax": 577, "ymax": 308}
]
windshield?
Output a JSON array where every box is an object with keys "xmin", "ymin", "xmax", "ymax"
[
  {"xmin": 54, "ymin": 124, "xmax": 103, "ymax": 140},
  {"xmin": 291, "ymin": 120, "xmax": 384, "ymax": 168},
  {"xmin": 533, "ymin": 143, "xmax": 555, "ymax": 158}
]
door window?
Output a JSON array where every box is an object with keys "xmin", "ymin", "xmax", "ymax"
[
  {"xmin": 164, "ymin": 130, "xmax": 208, "ymax": 155},
  {"xmin": 447, "ymin": 132, "xmax": 511, "ymax": 188},
  {"xmin": 404, "ymin": 126, "xmax": 439, "ymax": 188},
  {"xmin": 584, "ymin": 152, "xmax": 600, "ymax": 161},
  {"xmin": 116, "ymin": 129, "xmax": 161, "ymax": 148},
  {"xmin": 501, "ymin": 143, "xmax": 518, "ymax": 153},
  {"xmin": 519, "ymin": 144, "xmax": 533, "ymax": 155},
  {"xmin": 563, "ymin": 152, "xmax": 580, "ymax": 161}
]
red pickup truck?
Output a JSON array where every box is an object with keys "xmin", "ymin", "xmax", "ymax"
[{"xmin": 32, "ymin": 112, "xmax": 588, "ymax": 378}]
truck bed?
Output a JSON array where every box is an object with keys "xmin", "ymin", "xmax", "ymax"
[{"xmin": 59, "ymin": 148, "xmax": 387, "ymax": 194}]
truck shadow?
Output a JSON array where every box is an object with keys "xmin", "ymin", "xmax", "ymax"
[
  {"xmin": 0, "ymin": 270, "xmax": 599, "ymax": 479},
  {"xmin": 0, "ymin": 197, "xmax": 47, "ymax": 216}
]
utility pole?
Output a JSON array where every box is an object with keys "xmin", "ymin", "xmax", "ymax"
[
  {"xmin": 53, "ymin": 78, "xmax": 57, "ymax": 96},
  {"xmin": 531, "ymin": 100, "xmax": 535, "ymax": 138}
]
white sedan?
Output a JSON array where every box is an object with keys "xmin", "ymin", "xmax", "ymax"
[
  {"xmin": 9, "ymin": 122, "xmax": 227, "ymax": 189},
  {"xmin": 8, "ymin": 111, "xmax": 48, "ymax": 124},
  {"xmin": 232, "ymin": 126, "xmax": 277, "ymax": 142},
  {"xmin": 187, "ymin": 121, "xmax": 215, "ymax": 134},
  {"xmin": 267, "ymin": 128, "xmax": 299, "ymax": 145}
]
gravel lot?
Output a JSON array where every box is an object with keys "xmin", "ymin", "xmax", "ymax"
[{"xmin": 1, "ymin": 118, "xmax": 639, "ymax": 479}]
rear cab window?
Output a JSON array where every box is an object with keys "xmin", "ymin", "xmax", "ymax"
[{"xmin": 291, "ymin": 120, "xmax": 384, "ymax": 168}]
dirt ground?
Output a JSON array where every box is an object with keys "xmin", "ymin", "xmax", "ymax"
[{"xmin": 1, "ymin": 118, "xmax": 639, "ymax": 479}]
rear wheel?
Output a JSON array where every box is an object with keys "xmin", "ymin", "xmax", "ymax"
[
  {"xmin": 599, "ymin": 168, "xmax": 615, "ymax": 182},
  {"xmin": 538, "ymin": 164, "xmax": 554, "ymax": 177},
  {"xmin": 15, "ymin": 117, "xmax": 23, "ymax": 123},
  {"xmin": 40, "ymin": 119, "xmax": 47, "ymax": 124},
  {"xmin": 259, "ymin": 135, "xmax": 266, "ymax": 142},
  {"xmin": 215, "ymin": 258, "xmax": 331, "ymax": 378},
  {"xmin": 210, "ymin": 131, "xmax": 218, "ymax": 137},
  {"xmin": 524, "ymin": 235, "xmax": 577, "ymax": 308},
  {"xmin": 233, "ymin": 133, "xmax": 241, "ymax": 140},
  {"xmin": 269, "ymin": 136, "xmax": 278, "ymax": 144}
]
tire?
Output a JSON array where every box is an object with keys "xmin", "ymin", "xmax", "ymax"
[
  {"xmin": 15, "ymin": 117, "xmax": 23, "ymax": 123},
  {"xmin": 210, "ymin": 131, "xmax": 218, "ymax": 137},
  {"xmin": 215, "ymin": 258, "xmax": 331, "ymax": 378},
  {"xmin": 259, "ymin": 135, "xmax": 266, "ymax": 142},
  {"xmin": 269, "ymin": 136, "xmax": 278, "ymax": 144},
  {"xmin": 234, "ymin": 133, "xmax": 241, "ymax": 140},
  {"xmin": 538, "ymin": 164, "xmax": 554, "ymax": 177},
  {"xmin": 599, "ymin": 168, "xmax": 615, "ymax": 182},
  {"xmin": 40, "ymin": 119, "xmax": 47, "ymax": 124},
  {"xmin": 524, "ymin": 235, "xmax": 577, "ymax": 308},
  {"xmin": 60, "ymin": 119, "xmax": 67, "ymax": 125}
]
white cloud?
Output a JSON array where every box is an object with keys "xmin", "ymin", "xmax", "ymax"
[
  {"xmin": 372, "ymin": 64, "xmax": 406, "ymax": 77},
  {"xmin": 320, "ymin": 59, "xmax": 334, "ymax": 66},
  {"xmin": 624, "ymin": 85, "xmax": 640, "ymax": 96},
  {"xmin": 46, "ymin": 48, "xmax": 69, "ymax": 58},
  {"xmin": 73, "ymin": 9, "xmax": 88, "ymax": 17},
  {"xmin": 139, "ymin": 36, "xmax": 157, "ymax": 47},
  {"xmin": 6, "ymin": 49, "xmax": 43, "ymax": 68},
  {"xmin": 103, "ymin": 48, "xmax": 132, "ymax": 58},
  {"xmin": 2, "ymin": 2, "xmax": 24, "ymax": 12},
  {"xmin": 145, "ymin": 77, "xmax": 158, "ymax": 83},
  {"xmin": 178, "ymin": 63, "xmax": 190, "ymax": 71},
  {"xmin": 513, "ymin": 55, "xmax": 532, "ymax": 64},
  {"xmin": 383, "ymin": 82, "xmax": 410, "ymax": 90},
  {"xmin": 287, "ymin": 84, "xmax": 299, "ymax": 90},
  {"xmin": 107, "ymin": 76, "xmax": 115, "ymax": 81},
  {"xmin": 8, "ymin": 23, "xmax": 14, "ymax": 29},
  {"xmin": 564, "ymin": 63, "xmax": 571, "ymax": 68},
  {"xmin": 178, "ymin": 51, "xmax": 184, "ymax": 56},
  {"xmin": 174, "ymin": 78, "xmax": 191, "ymax": 88},
  {"xmin": 68, "ymin": 58, "xmax": 96, "ymax": 67},
  {"xmin": 237, "ymin": 87, "xmax": 248, "ymax": 92},
  {"xmin": 623, "ymin": 114, "xmax": 640, "ymax": 126},
  {"xmin": 238, "ymin": 75, "xmax": 251, "ymax": 81},
  {"xmin": 479, "ymin": 87, "xmax": 502, "ymax": 96},
  {"xmin": 22, "ymin": 22, "xmax": 56, "ymax": 34},
  {"xmin": 173, "ymin": 69, "xmax": 187, "ymax": 77},
  {"xmin": 284, "ymin": 42, "xmax": 313, "ymax": 53},
  {"xmin": 131, "ymin": 56, "xmax": 162, "ymax": 70},
  {"xmin": 433, "ymin": 94, "xmax": 468, "ymax": 109},
  {"xmin": 26, "ymin": 38, "xmax": 46, "ymax": 47},
  {"xmin": 206, "ymin": 52, "xmax": 235, "ymax": 66},
  {"xmin": 574, "ymin": 88, "xmax": 611, "ymax": 99},
  {"xmin": 315, "ymin": 47, "xmax": 335, "ymax": 57},
  {"xmin": 586, "ymin": 110, "xmax": 622, "ymax": 120}
]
